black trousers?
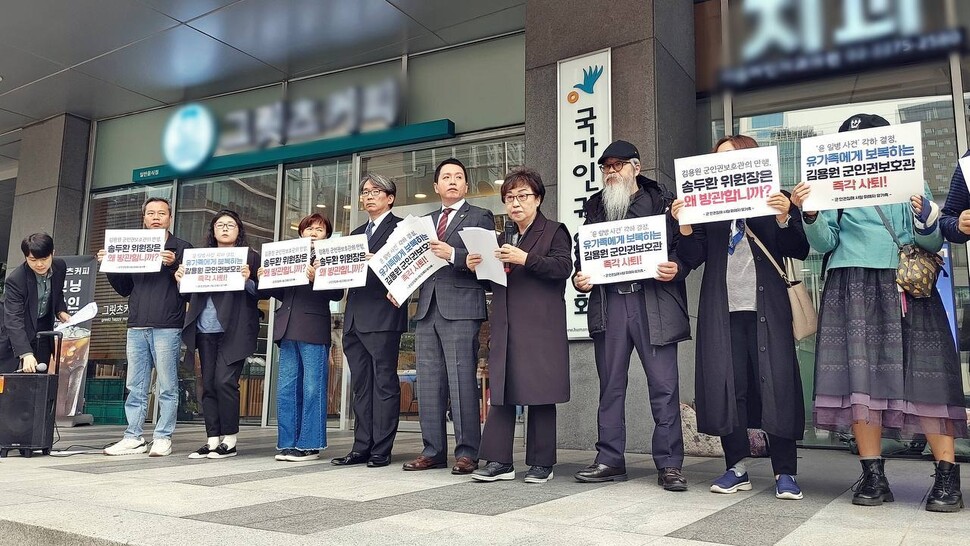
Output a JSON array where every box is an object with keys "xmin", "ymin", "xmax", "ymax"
[
  {"xmin": 344, "ymin": 328, "xmax": 403, "ymax": 457},
  {"xmin": 479, "ymin": 404, "xmax": 556, "ymax": 467},
  {"xmin": 721, "ymin": 311, "xmax": 797, "ymax": 476},
  {"xmin": 197, "ymin": 333, "xmax": 243, "ymax": 437}
]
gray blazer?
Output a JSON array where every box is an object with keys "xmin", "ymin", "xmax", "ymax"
[{"xmin": 413, "ymin": 201, "xmax": 494, "ymax": 322}]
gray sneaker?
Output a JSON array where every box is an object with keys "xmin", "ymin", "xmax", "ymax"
[{"xmin": 471, "ymin": 461, "xmax": 515, "ymax": 482}]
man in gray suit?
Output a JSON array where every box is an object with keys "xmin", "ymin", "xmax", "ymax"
[{"xmin": 401, "ymin": 158, "xmax": 494, "ymax": 474}]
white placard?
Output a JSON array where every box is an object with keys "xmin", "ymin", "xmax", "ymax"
[
  {"xmin": 313, "ymin": 234, "xmax": 369, "ymax": 290},
  {"xmin": 578, "ymin": 216, "xmax": 667, "ymax": 284},
  {"xmin": 180, "ymin": 247, "xmax": 248, "ymax": 293},
  {"xmin": 958, "ymin": 155, "xmax": 970, "ymax": 195},
  {"xmin": 801, "ymin": 121, "xmax": 924, "ymax": 212},
  {"xmin": 100, "ymin": 229, "xmax": 166, "ymax": 273},
  {"xmin": 458, "ymin": 227, "xmax": 506, "ymax": 287},
  {"xmin": 674, "ymin": 146, "xmax": 781, "ymax": 224},
  {"xmin": 258, "ymin": 238, "xmax": 312, "ymax": 289},
  {"xmin": 558, "ymin": 48, "xmax": 611, "ymax": 339},
  {"xmin": 369, "ymin": 216, "xmax": 448, "ymax": 304}
]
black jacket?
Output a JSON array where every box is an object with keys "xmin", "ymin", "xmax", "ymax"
[
  {"xmin": 105, "ymin": 232, "xmax": 192, "ymax": 328},
  {"xmin": 573, "ymin": 174, "xmax": 692, "ymax": 345},
  {"xmin": 344, "ymin": 214, "xmax": 409, "ymax": 334},
  {"xmin": 261, "ymin": 282, "xmax": 343, "ymax": 346},
  {"xmin": 0, "ymin": 259, "xmax": 69, "ymax": 372}
]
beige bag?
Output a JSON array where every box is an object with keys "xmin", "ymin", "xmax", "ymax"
[{"xmin": 746, "ymin": 227, "xmax": 818, "ymax": 341}]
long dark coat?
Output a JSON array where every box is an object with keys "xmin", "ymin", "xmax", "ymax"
[
  {"xmin": 678, "ymin": 211, "xmax": 809, "ymax": 440},
  {"xmin": 488, "ymin": 212, "xmax": 573, "ymax": 406}
]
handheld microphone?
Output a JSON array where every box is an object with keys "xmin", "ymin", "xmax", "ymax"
[
  {"xmin": 15, "ymin": 363, "xmax": 47, "ymax": 373},
  {"xmin": 503, "ymin": 221, "xmax": 516, "ymax": 274}
]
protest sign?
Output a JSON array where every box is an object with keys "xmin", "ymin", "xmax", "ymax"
[
  {"xmin": 578, "ymin": 215, "xmax": 667, "ymax": 284},
  {"xmin": 675, "ymin": 146, "xmax": 780, "ymax": 225},
  {"xmin": 369, "ymin": 216, "xmax": 447, "ymax": 304},
  {"xmin": 801, "ymin": 121, "xmax": 923, "ymax": 211},
  {"xmin": 313, "ymin": 234, "xmax": 369, "ymax": 290},
  {"xmin": 99, "ymin": 229, "xmax": 166, "ymax": 273},
  {"xmin": 180, "ymin": 247, "xmax": 249, "ymax": 293},
  {"xmin": 259, "ymin": 239, "xmax": 311, "ymax": 289}
]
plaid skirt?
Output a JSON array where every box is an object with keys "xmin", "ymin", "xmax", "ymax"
[{"xmin": 813, "ymin": 267, "xmax": 966, "ymax": 438}]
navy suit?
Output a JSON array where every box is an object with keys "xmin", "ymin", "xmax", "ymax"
[
  {"xmin": 0, "ymin": 259, "xmax": 68, "ymax": 373},
  {"xmin": 344, "ymin": 213, "xmax": 409, "ymax": 458},
  {"xmin": 414, "ymin": 201, "xmax": 494, "ymax": 461}
]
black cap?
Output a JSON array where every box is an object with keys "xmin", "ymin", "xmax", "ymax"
[
  {"xmin": 598, "ymin": 140, "xmax": 640, "ymax": 165},
  {"xmin": 838, "ymin": 113, "xmax": 890, "ymax": 133}
]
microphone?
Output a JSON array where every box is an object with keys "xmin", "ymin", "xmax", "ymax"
[
  {"xmin": 503, "ymin": 221, "xmax": 516, "ymax": 274},
  {"xmin": 15, "ymin": 363, "xmax": 47, "ymax": 373}
]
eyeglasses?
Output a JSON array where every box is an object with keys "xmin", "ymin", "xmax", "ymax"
[
  {"xmin": 599, "ymin": 160, "xmax": 631, "ymax": 173},
  {"xmin": 360, "ymin": 189, "xmax": 386, "ymax": 197},
  {"xmin": 503, "ymin": 193, "xmax": 536, "ymax": 204},
  {"xmin": 214, "ymin": 222, "xmax": 238, "ymax": 230}
]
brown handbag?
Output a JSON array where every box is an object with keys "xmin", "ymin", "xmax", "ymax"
[
  {"xmin": 746, "ymin": 227, "xmax": 818, "ymax": 341},
  {"xmin": 873, "ymin": 206, "xmax": 943, "ymax": 299}
]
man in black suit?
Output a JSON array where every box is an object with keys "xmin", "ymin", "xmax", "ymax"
[
  {"xmin": 331, "ymin": 173, "xmax": 409, "ymax": 468},
  {"xmin": 0, "ymin": 233, "xmax": 70, "ymax": 373}
]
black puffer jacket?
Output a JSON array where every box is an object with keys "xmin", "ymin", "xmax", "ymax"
[{"xmin": 573, "ymin": 174, "xmax": 692, "ymax": 345}]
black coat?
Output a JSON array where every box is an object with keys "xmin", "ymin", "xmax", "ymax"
[
  {"xmin": 489, "ymin": 213, "xmax": 573, "ymax": 406},
  {"xmin": 574, "ymin": 175, "xmax": 692, "ymax": 345},
  {"xmin": 261, "ymin": 282, "xmax": 342, "ymax": 346},
  {"xmin": 0, "ymin": 259, "xmax": 68, "ymax": 372},
  {"xmin": 106, "ymin": 232, "xmax": 192, "ymax": 328},
  {"xmin": 678, "ymin": 210, "xmax": 810, "ymax": 440},
  {"xmin": 344, "ymin": 213, "xmax": 409, "ymax": 334},
  {"xmin": 182, "ymin": 248, "xmax": 263, "ymax": 367}
]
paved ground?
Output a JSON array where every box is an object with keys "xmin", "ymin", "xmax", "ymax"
[{"xmin": 0, "ymin": 424, "xmax": 964, "ymax": 545}]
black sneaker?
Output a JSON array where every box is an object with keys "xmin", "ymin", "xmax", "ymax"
[
  {"xmin": 187, "ymin": 444, "xmax": 213, "ymax": 459},
  {"xmin": 524, "ymin": 465, "xmax": 554, "ymax": 484},
  {"xmin": 471, "ymin": 461, "xmax": 515, "ymax": 482},
  {"xmin": 206, "ymin": 443, "xmax": 237, "ymax": 459},
  {"xmin": 284, "ymin": 449, "xmax": 320, "ymax": 462},
  {"xmin": 275, "ymin": 448, "xmax": 296, "ymax": 461}
]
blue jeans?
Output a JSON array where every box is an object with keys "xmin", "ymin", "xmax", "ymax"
[
  {"xmin": 277, "ymin": 339, "xmax": 329, "ymax": 450},
  {"xmin": 124, "ymin": 328, "xmax": 181, "ymax": 440}
]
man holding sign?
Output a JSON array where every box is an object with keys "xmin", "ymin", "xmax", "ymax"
[
  {"xmin": 98, "ymin": 198, "xmax": 192, "ymax": 457},
  {"xmin": 571, "ymin": 140, "xmax": 692, "ymax": 491}
]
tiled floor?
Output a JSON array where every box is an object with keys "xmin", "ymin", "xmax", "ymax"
[{"xmin": 0, "ymin": 424, "xmax": 964, "ymax": 545}]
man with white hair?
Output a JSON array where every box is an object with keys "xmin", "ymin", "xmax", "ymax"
[{"xmin": 572, "ymin": 140, "xmax": 692, "ymax": 491}]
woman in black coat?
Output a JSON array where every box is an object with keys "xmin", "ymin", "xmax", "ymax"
[
  {"xmin": 673, "ymin": 135, "xmax": 810, "ymax": 500},
  {"xmin": 176, "ymin": 209, "xmax": 262, "ymax": 460},
  {"xmin": 466, "ymin": 167, "xmax": 572, "ymax": 484},
  {"xmin": 258, "ymin": 213, "xmax": 343, "ymax": 462}
]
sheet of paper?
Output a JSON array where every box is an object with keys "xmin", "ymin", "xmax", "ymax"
[{"xmin": 458, "ymin": 227, "xmax": 506, "ymax": 287}]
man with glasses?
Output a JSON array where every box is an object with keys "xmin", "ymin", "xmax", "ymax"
[
  {"xmin": 331, "ymin": 173, "xmax": 409, "ymax": 468},
  {"xmin": 400, "ymin": 158, "xmax": 494, "ymax": 474},
  {"xmin": 99, "ymin": 198, "xmax": 192, "ymax": 457},
  {"xmin": 572, "ymin": 140, "xmax": 692, "ymax": 491}
]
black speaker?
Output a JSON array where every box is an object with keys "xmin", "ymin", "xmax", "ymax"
[{"xmin": 0, "ymin": 374, "xmax": 58, "ymax": 458}]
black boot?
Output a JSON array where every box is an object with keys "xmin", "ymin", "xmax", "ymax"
[
  {"xmin": 852, "ymin": 458, "xmax": 894, "ymax": 506},
  {"xmin": 926, "ymin": 461, "xmax": 964, "ymax": 513}
]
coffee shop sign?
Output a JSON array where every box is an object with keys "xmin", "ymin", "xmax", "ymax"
[{"xmin": 721, "ymin": 0, "xmax": 964, "ymax": 90}]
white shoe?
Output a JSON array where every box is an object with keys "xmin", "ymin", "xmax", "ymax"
[
  {"xmin": 149, "ymin": 438, "xmax": 172, "ymax": 457},
  {"xmin": 104, "ymin": 437, "xmax": 148, "ymax": 456}
]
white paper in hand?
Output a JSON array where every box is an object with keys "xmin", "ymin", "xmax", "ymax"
[
  {"xmin": 55, "ymin": 302, "xmax": 98, "ymax": 332},
  {"xmin": 458, "ymin": 227, "xmax": 506, "ymax": 286}
]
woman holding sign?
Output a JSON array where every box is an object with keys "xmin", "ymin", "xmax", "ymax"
[
  {"xmin": 791, "ymin": 113, "xmax": 965, "ymax": 512},
  {"xmin": 257, "ymin": 214, "xmax": 343, "ymax": 461},
  {"xmin": 176, "ymin": 209, "xmax": 262, "ymax": 460},
  {"xmin": 466, "ymin": 167, "xmax": 572, "ymax": 484},
  {"xmin": 673, "ymin": 135, "xmax": 810, "ymax": 501}
]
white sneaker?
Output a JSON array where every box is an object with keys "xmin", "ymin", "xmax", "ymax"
[
  {"xmin": 104, "ymin": 437, "xmax": 147, "ymax": 456},
  {"xmin": 149, "ymin": 438, "xmax": 172, "ymax": 457}
]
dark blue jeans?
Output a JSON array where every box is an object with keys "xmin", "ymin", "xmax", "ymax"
[{"xmin": 277, "ymin": 339, "xmax": 329, "ymax": 451}]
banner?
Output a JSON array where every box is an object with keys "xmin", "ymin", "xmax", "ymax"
[
  {"xmin": 801, "ymin": 121, "xmax": 923, "ymax": 212},
  {"xmin": 578, "ymin": 216, "xmax": 667, "ymax": 285},
  {"xmin": 313, "ymin": 234, "xmax": 369, "ymax": 290},
  {"xmin": 370, "ymin": 215, "xmax": 447, "ymax": 304},
  {"xmin": 55, "ymin": 256, "xmax": 97, "ymax": 419},
  {"xmin": 675, "ymin": 146, "xmax": 780, "ymax": 224},
  {"xmin": 180, "ymin": 247, "xmax": 248, "ymax": 293},
  {"xmin": 558, "ymin": 48, "xmax": 611, "ymax": 339},
  {"xmin": 259, "ymin": 238, "xmax": 311, "ymax": 289},
  {"xmin": 99, "ymin": 229, "xmax": 166, "ymax": 273}
]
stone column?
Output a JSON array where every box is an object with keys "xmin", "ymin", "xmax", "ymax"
[
  {"xmin": 525, "ymin": 1, "xmax": 697, "ymax": 453},
  {"xmin": 6, "ymin": 115, "xmax": 90, "ymax": 268}
]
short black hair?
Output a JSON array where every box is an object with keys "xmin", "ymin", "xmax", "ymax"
[
  {"xmin": 501, "ymin": 167, "xmax": 546, "ymax": 203},
  {"xmin": 21, "ymin": 233, "xmax": 54, "ymax": 258},
  {"xmin": 204, "ymin": 210, "xmax": 249, "ymax": 248},
  {"xmin": 143, "ymin": 197, "xmax": 172, "ymax": 215},
  {"xmin": 433, "ymin": 158, "xmax": 468, "ymax": 184}
]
